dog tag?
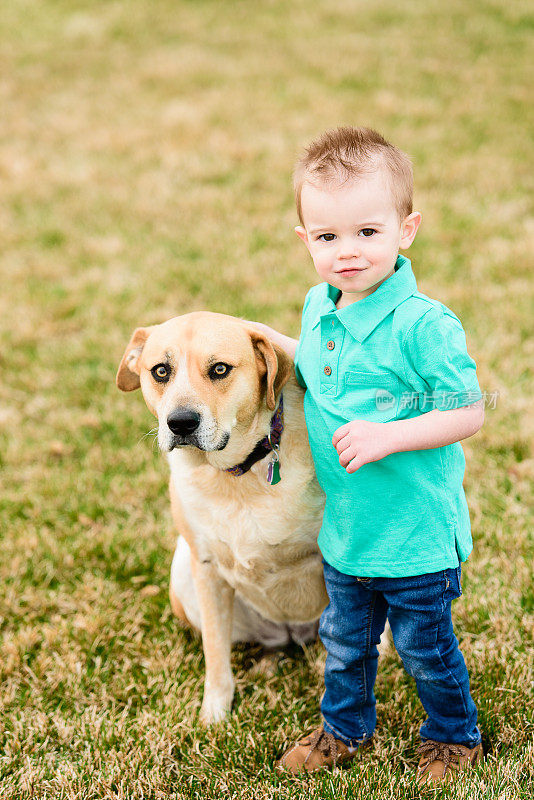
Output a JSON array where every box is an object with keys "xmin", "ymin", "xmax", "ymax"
[
  {"xmin": 267, "ymin": 458, "xmax": 281, "ymax": 485},
  {"xmin": 267, "ymin": 446, "xmax": 281, "ymax": 485}
]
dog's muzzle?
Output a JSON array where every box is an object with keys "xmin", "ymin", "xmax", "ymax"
[{"xmin": 166, "ymin": 408, "xmax": 229, "ymax": 452}]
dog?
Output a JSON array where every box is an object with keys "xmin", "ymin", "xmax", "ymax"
[{"xmin": 116, "ymin": 312, "xmax": 328, "ymax": 724}]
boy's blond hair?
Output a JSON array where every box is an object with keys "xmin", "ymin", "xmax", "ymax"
[{"xmin": 293, "ymin": 126, "xmax": 413, "ymax": 225}]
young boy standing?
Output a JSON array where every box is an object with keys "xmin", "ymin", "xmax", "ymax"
[{"xmin": 253, "ymin": 127, "xmax": 484, "ymax": 785}]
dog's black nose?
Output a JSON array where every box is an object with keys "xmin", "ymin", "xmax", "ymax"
[{"xmin": 167, "ymin": 409, "xmax": 201, "ymax": 436}]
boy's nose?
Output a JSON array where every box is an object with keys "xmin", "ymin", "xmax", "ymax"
[{"xmin": 338, "ymin": 237, "xmax": 361, "ymax": 259}]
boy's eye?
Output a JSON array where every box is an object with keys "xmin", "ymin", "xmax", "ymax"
[
  {"xmin": 151, "ymin": 363, "xmax": 171, "ymax": 382},
  {"xmin": 359, "ymin": 228, "xmax": 377, "ymax": 237},
  {"xmin": 318, "ymin": 233, "xmax": 336, "ymax": 242}
]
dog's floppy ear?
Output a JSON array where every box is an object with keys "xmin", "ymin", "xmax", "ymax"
[
  {"xmin": 116, "ymin": 327, "xmax": 153, "ymax": 392},
  {"xmin": 247, "ymin": 329, "xmax": 293, "ymax": 411}
]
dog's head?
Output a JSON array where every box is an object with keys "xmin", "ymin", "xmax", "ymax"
[{"xmin": 116, "ymin": 312, "xmax": 293, "ymax": 457}]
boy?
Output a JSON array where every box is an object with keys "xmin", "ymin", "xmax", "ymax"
[{"xmin": 252, "ymin": 127, "xmax": 484, "ymax": 785}]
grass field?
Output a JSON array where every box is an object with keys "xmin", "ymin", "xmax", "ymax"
[{"xmin": 1, "ymin": 0, "xmax": 533, "ymax": 797}]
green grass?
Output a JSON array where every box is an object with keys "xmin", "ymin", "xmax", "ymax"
[{"xmin": 1, "ymin": 0, "xmax": 533, "ymax": 797}]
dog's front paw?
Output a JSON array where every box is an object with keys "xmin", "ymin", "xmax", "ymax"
[{"xmin": 199, "ymin": 679, "xmax": 235, "ymax": 726}]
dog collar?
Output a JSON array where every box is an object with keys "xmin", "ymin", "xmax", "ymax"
[{"xmin": 224, "ymin": 394, "xmax": 284, "ymax": 484}]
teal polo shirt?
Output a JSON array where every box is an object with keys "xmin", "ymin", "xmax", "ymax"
[{"xmin": 293, "ymin": 255, "xmax": 482, "ymax": 577}]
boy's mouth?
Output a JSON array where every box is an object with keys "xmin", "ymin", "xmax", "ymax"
[{"xmin": 336, "ymin": 267, "xmax": 368, "ymax": 275}]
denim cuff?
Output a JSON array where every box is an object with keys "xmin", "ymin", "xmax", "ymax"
[
  {"xmin": 322, "ymin": 718, "xmax": 372, "ymax": 749},
  {"xmin": 420, "ymin": 727, "xmax": 482, "ymax": 749}
]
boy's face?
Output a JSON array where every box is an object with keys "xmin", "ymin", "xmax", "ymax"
[{"xmin": 296, "ymin": 171, "xmax": 420, "ymax": 303}]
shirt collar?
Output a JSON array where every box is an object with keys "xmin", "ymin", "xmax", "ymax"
[{"xmin": 311, "ymin": 254, "xmax": 418, "ymax": 343}]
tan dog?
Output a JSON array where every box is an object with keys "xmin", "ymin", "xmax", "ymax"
[{"xmin": 116, "ymin": 312, "xmax": 328, "ymax": 724}]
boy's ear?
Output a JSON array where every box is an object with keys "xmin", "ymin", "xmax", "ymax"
[
  {"xmin": 399, "ymin": 212, "xmax": 422, "ymax": 250},
  {"xmin": 295, "ymin": 226, "xmax": 311, "ymax": 252}
]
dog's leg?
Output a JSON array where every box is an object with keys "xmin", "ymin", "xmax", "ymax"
[
  {"xmin": 191, "ymin": 555, "xmax": 235, "ymax": 725},
  {"xmin": 169, "ymin": 479, "xmax": 202, "ymax": 631},
  {"xmin": 169, "ymin": 535, "xmax": 201, "ymax": 631},
  {"xmin": 169, "ymin": 583, "xmax": 190, "ymax": 626},
  {"xmin": 169, "ymin": 479, "xmax": 235, "ymax": 723},
  {"xmin": 378, "ymin": 619, "xmax": 392, "ymax": 656}
]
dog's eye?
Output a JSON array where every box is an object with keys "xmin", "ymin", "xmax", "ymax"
[
  {"xmin": 151, "ymin": 364, "xmax": 171, "ymax": 382},
  {"xmin": 209, "ymin": 363, "xmax": 232, "ymax": 380}
]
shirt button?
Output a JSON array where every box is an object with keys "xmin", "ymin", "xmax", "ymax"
[
  {"xmin": 324, "ymin": 365, "xmax": 332, "ymax": 376},
  {"xmin": 326, "ymin": 340, "xmax": 335, "ymax": 350}
]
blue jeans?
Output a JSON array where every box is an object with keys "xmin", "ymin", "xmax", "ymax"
[{"xmin": 319, "ymin": 560, "xmax": 481, "ymax": 749}]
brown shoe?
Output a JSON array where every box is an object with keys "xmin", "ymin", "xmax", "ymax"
[
  {"xmin": 275, "ymin": 725, "xmax": 363, "ymax": 774},
  {"xmin": 416, "ymin": 739, "xmax": 484, "ymax": 786}
]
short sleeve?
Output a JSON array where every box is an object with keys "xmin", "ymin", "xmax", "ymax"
[
  {"xmin": 403, "ymin": 306, "xmax": 482, "ymax": 411},
  {"xmin": 293, "ymin": 290, "xmax": 312, "ymax": 390}
]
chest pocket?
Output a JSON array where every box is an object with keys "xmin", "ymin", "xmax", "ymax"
[{"xmin": 337, "ymin": 371, "xmax": 400, "ymax": 422}]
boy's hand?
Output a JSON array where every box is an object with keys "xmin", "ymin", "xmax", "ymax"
[
  {"xmin": 332, "ymin": 420, "xmax": 395, "ymax": 474},
  {"xmin": 333, "ymin": 404, "xmax": 485, "ymax": 473}
]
